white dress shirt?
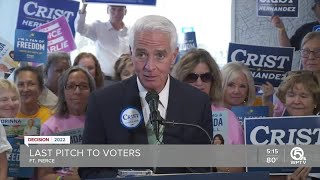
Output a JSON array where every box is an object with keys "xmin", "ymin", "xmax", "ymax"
[
  {"xmin": 137, "ymin": 76, "xmax": 170, "ymax": 125},
  {"xmin": 76, "ymin": 12, "xmax": 130, "ymax": 76}
]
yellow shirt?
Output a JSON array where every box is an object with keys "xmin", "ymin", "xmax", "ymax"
[{"xmin": 16, "ymin": 105, "xmax": 53, "ymax": 124}]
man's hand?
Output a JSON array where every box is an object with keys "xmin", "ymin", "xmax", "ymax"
[
  {"xmin": 80, "ymin": 3, "xmax": 87, "ymax": 14},
  {"xmin": 271, "ymin": 15, "xmax": 285, "ymax": 30},
  {"xmin": 286, "ymin": 167, "xmax": 312, "ymax": 180}
]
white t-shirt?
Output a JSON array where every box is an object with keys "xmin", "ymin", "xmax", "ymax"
[{"xmin": 0, "ymin": 123, "xmax": 12, "ymax": 158}]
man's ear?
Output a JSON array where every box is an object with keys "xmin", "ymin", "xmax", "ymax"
[
  {"xmin": 107, "ymin": 6, "xmax": 110, "ymax": 14},
  {"xmin": 171, "ymin": 47, "xmax": 179, "ymax": 65}
]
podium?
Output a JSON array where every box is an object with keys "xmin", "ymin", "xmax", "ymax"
[{"xmin": 87, "ymin": 172, "xmax": 269, "ymax": 180}]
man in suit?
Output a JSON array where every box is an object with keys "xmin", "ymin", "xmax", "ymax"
[{"xmin": 78, "ymin": 15, "xmax": 213, "ymax": 179}]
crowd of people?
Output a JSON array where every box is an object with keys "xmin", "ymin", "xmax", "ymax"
[{"xmin": 1, "ymin": 1, "xmax": 320, "ymax": 180}]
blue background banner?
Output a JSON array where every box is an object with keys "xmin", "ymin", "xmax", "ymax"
[
  {"xmin": 84, "ymin": 0, "xmax": 156, "ymax": 6},
  {"xmin": 14, "ymin": 29, "xmax": 47, "ymax": 63},
  {"xmin": 245, "ymin": 116, "xmax": 320, "ymax": 173},
  {"xmin": 257, "ymin": 0, "xmax": 299, "ymax": 17},
  {"xmin": 16, "ymin": 0, "xmax": 79, "ymax": 36},
  {"xmin": 228, "ymin": 43, "xmax": 294, "ymax": 87}
]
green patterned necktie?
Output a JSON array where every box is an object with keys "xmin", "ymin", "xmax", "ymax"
[{"xmin": 146, "ymin": 117, "xmax": 164, "ymax": 145}]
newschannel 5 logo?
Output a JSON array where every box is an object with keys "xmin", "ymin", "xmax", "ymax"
[{"xmin": 290, "ymin": 147, "xmax": 306, "ymax": 165}]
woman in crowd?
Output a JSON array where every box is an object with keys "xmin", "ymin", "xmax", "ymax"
[
  {"xmin": 40, "ymin": 52, "xmax": 71, "ymax": 109},
  {"xmin": 14, "ymin": 66, "xmax": 53, "ymax": 124},
  {"xmin": 174, "ymin": 48, "xmax": 243, "ymax": 144},
  {"xmin": 113, "ymin": 53, "xmax": 134, "ymax": 81},
  {"xmin": 73, "ymin": 52, "xmax": 104, "ymax": 89},
  {"xmin": 269, "ymin": 72, "xmax": 319, "ymax": 180},
  {"xmin": 0, "ymin": 79, "xmax": 20, "ymax": 180},
  {"xmin": 38, "ymin": 66, "xmax": 96, "ymax": 180},
  {"xmin": 263, "ymin": 31, "xmax": 320, "ymax": 116},
  {"xmin": 276, "ymin": 72, "xmax": 320, "ymax": 116},
  {"xmin": 173, "ymin": 48, "xmax": 244, "ymax": 172},
  {"xmin": 221, "ymin": 61, "xmax": 256, "ymax": 109}
]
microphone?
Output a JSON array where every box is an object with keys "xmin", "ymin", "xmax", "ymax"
[
  {"xmin": 145, "ymin": 91, "xmax": 161, "ymax": 141},
  {"xmin": 145, "ymin": 91, "xmax": 213, "ymax": 144}
]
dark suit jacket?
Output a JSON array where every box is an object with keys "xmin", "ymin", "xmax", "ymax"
[{"xmin": 78, "ymin": 75, "xmax": 213, "ymax": 179}]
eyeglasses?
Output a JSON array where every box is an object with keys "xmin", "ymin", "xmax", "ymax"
[
  {"xmin": 184, "ymin": 72, "xmax": 213, "ymax": 83},
  {"xmin": 300, "ymin": 49, "xmax": 320, "ymax": 58},
  {"xmin": 65, "ymin": 84, "xmax": 90, "ymax": 91}
]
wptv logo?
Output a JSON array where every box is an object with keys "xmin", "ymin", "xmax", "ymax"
[{"xmin": 290, "ymin": 147, "xmax": 306, "ymax": 165}]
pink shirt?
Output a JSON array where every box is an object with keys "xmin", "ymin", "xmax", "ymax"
[
  {"xmin": 40, "ymin": 115, "xmax": 85, "ymax": 135},
  {"xmin": 212, "ymin": 105, "xmax": 244, "ymax": 144}
]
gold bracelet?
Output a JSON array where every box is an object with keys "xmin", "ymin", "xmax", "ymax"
[{"xmin": 278, "ymin": 27, "xmax": 285, "ymax": 32}]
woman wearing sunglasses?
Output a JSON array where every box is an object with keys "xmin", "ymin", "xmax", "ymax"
[
  {"xmin": 173, "ymin": 48, "xmax": 244, "ymax": 172},
  {"xmin": 221, "ymin": 61, "xmax": 256, "ymax": 109}
]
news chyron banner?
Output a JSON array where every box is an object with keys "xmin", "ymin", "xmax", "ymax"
[
  {"xmin": 14, "ymin": 29, "xmax": 47, "ymax": 63},
  {"xmin": 84, "ymin": 0, "xmax": 156, "ymax": 6},
  {"xmin": 227, "ymin": 43, "xmax": 294, "ymax": 87},
  {"xmin": 32, "ymin": 16, "xmax": 77, "ymax": 53},
  {"xmin": 231, "ymin": 106, "xmax": 269, "ymax": 127},
  {"xmin": 257, "ymin": 0, "xmax": 298, "ymax": 17},
  {"xmin": 0, "ymin": 37, "xmax": 19, "ymax": 78},
  {"xmin": 245, "ymin": 116, "xmax": 320, "ymax": 174},
  {"xmin": 16, "ymin": 0, "xmax": 80, "ymax": 37},
  {"xmin": 1, "ymin": 118, "xmax": 40, "ymax": 178},
  {"xmin": 52, "ymin": 128, "xmax": 83, "ymax": 144},
  {"xmin": 212, "ymin": 111, "xmax": 229, "ymax": 145}
]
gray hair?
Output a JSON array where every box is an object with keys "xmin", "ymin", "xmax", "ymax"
[
  {"xmin": 55, "ymin": 66, "xmax": 96, "ymax": 117},
  {"xmin": 129, "ymin": 15, "xmax": 178, "ymax": 51},
  {"xmin": 301, "ymin": 31, "xmax": 320, "ymax": 49},
  {"xmin": 45, "ymin": 52, "xmax": 71, "ymax": 77}
]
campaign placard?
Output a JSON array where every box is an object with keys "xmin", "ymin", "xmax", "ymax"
[
  {"xmin": 228, "ymin": 43, "xmax": 294, "ymax": 87},
  {"xmin": 32, "ymin": 16, "xmax": 76, "ymax": 53},
  {"xmin": 1, "ymin": 118, "xmax": 40, "ymax": 177},
  {"xmin": 245, "ymin": 116, "xmax": 320, "ymax": 173},
  {"xmin": 176, "ymin": 30, "xmax": 198, "ymax": 63},
  {"xmin": 0, "ymin": 37, "xmax": 19, "ymax": 78},
  {"xmin": 212, "ymin": 111, "xmax": 228, "ymax": 145},
  {"xmin": 16, "ymin": 0, "xmax": 79, "ymax": 36},
  {"xmin": 14, "ymin": 29, "xmax": 47, "ymax": 63},
  {"xmin": 257, "ymin": 0, "xmax": 298, "ymax": 17},
  {"xmin": 52, "ymin": 128, "xmax": 83, "ymax": 144},
  {"xmin": 231, "ymin": 106, "xmax": 269, "ymax": 127},
  {"xmin": 84, "ymin": 0, "xmax": 156, "ymax": 6}
]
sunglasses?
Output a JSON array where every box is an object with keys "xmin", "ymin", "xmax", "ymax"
[{"xmin": 184, "ymin": 72, "xmax": 213, "ymax": 83}]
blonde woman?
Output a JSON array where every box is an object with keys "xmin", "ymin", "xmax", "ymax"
[{"xmin": 0, "ymin": 79, "xmax": 20, "ymax": 180}]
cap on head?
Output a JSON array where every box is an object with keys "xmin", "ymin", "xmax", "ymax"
[{"xmin": 315, "ymin": 0, "xmax": 320, "ymax": 4}]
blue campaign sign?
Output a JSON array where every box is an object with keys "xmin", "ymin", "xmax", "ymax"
[
  {"xmin": 257, "ymin": 0, "xmax": 298, "ymax": 17},
  {"xmin": 227, "ymin": 43, "xmax": 294, "ymax": 87},
  {"xmin": 231, "ymin": 106, "xmax": 269, "ymax": 127},
  {"xmin": 14, "ymin": 29, "xmax": 47, "ymax": 63},
  {"xmin": 176, "ymin": 31, "xmax": 198, "ymax": 63},
  {"xmin": 16, "ymin": 0, "xmax": 79, "ymax": 36},
  {"xmin": 313, "ymin": 25, "xmax": 320, "ymax": 32},
  {"xmin": 84, "ymin": 0, "xmax": 156, "ymax": 6},
  {"xmin": 245, "ymin": 116, "xmax": 320, "ymax": 173}
]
